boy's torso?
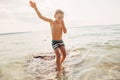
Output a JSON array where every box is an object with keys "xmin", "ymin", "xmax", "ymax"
[{"xmin": 50, "ymin": 21, "xmax": 63, "ymax": 40}]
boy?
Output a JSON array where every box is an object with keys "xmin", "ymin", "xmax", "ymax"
[{"xmin": 29, "ymin": 1, "xmax": 67, "ymax": 71}]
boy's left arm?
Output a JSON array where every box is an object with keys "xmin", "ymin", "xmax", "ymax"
[{"xmin": 62, "ymin": 20, "xmax": 67, "ymax": 34}]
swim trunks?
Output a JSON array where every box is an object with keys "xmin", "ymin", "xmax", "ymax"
[{"xmin": 52, "ymin": 39, "xmax": 65, "ymax": 50}]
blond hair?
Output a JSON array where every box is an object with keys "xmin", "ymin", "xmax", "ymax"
[{"xmin": 54, "ymin": 9, "xmax": 64, "ymax": 15}]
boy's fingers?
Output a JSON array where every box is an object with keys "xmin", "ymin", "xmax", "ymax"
[
  {"xmin": 29, "ymin": 1, "xmax": 32, "ymax": 4},
  {"xmin": 29, "ymin": 1, "xmax": 36, "ymax": 8},
  {"xmin": 29, "ymin": 0, "xmax": 33, "ymax": 3},
  {"xmin": 29, "ymin": 1, "xmax": 34, "ymax": 5}
]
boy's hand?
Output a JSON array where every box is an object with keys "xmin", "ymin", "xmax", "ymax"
[
  {"xmin": 29, "ymin": 0, "xmax": 53, "ymax": 24},
  {"xmin": 29, "ymin": 1, "xmax": 37, "ymax": 8},
  {"xmin": 61, "ymin": 20, "xmax": 67, "ymax": 33}
]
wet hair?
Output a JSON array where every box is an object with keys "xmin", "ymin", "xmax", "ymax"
[{"xmin": 54, "ymin": 9, "xmax": 64, "ymax": 15}]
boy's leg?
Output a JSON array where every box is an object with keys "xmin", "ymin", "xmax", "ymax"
[
  {"xmin": 59, "ymin": 46, "xmax": 66, "ymax": 64},
  {"xmin": 54, "ymin": 48, "xmax": 61, "ymax": 71}
]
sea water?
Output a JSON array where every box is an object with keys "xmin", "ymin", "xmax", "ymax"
[{"xmin": 0, "ymin": 24, "xmax": 120, "ymax": 80}]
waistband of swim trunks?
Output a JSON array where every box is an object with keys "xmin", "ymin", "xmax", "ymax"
[{"xmin": 52, "ymin": 39, "xmax": 63, "ymax": 42}]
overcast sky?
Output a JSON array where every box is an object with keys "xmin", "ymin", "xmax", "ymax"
[{"xmin": 0, "ymin": 0, "xmax": 120, "ymax": 33}]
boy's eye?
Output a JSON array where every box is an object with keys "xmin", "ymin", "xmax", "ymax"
[{"xmin": 58, "ymin": 17, "xmax": 63, "ymax": 19}]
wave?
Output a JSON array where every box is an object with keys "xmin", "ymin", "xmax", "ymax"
[{"xmin": 0, "ymin": 32, "xmax": 31, "ymax": 36}]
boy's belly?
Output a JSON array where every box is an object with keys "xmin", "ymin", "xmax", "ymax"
[
  {"xmin": 52, "ymin": 32, "xmax": 62, "ymax": 40},
  {"xmin": 51, "ymin": 26, "xmax": 63, "ymax": 40}
]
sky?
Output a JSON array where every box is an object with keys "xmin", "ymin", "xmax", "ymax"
[{"xmin": 0, "ymin": 0, "xmax": 120, "ymax": 33}]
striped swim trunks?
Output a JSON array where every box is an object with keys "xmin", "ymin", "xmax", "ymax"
[{"xmin": 52, "ymin": 39, "xmax": 65, "ymax": 50}]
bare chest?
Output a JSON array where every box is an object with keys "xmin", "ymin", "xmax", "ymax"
[{"xmin": 52, "ymin": 23, "xmax": 63, "ymax": 30}]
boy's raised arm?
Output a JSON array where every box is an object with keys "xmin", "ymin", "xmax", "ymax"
[{"xmin": 29, "ymin": 1, "xmax": 53, "ymax": 24}]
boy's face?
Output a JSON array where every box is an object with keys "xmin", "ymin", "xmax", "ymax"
[{"xmin": 55, "ymin": 13, "xmax": 64, "ymax": 22}]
